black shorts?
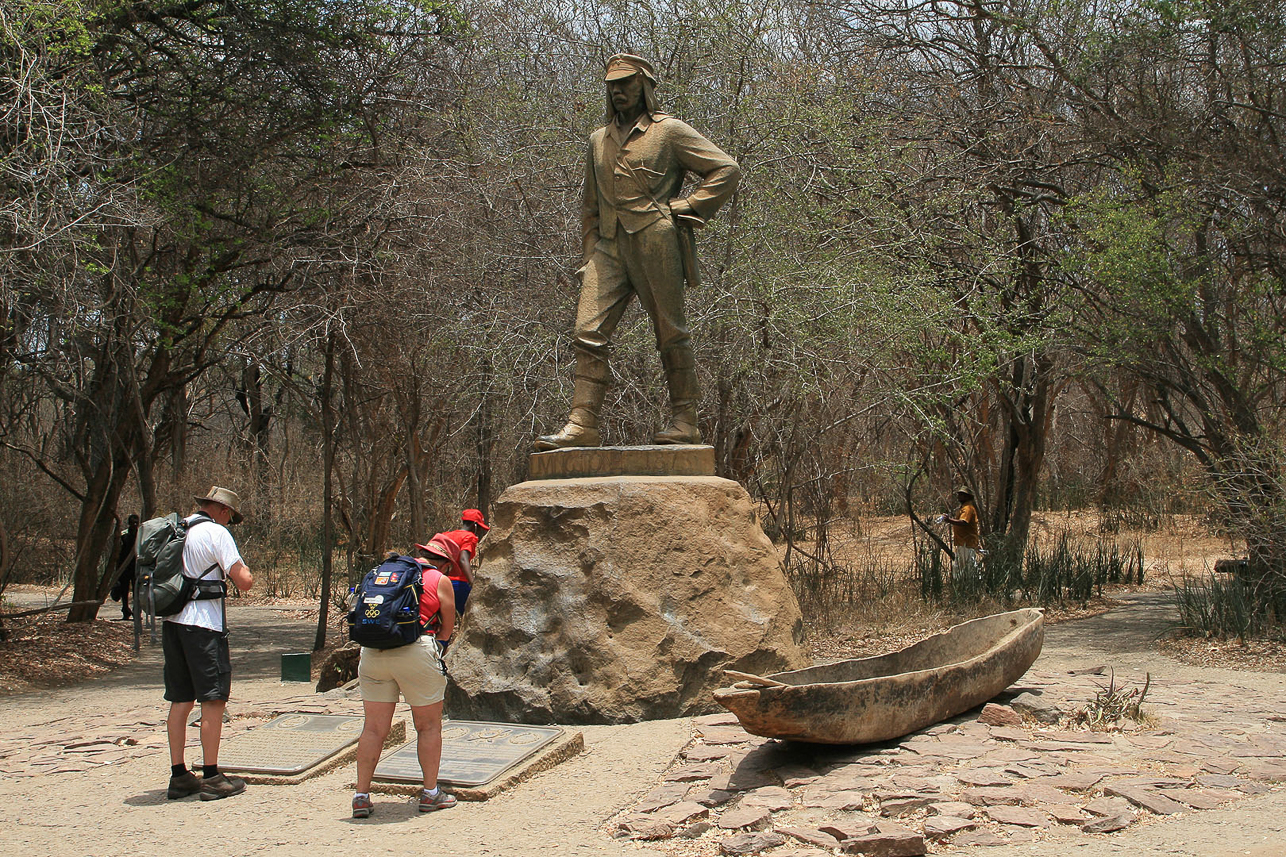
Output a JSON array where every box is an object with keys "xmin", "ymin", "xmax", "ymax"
[{"xmin": 162, "ymin": 622, "xmax": 232, "ymax": 702}]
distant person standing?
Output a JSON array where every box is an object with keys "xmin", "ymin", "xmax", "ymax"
[
  {"xmin": 163, "ymin": 487, "xmax": 253, "ymax": 801},
  {"xmin": 110, "ymin": 514, "xmax": 140, "ymax": 620},
  {"xmin": 940, "ymin": 488, "xmax": 982, "ymax": 583},
  {"xmin": 351, "ymin": 543, "xmax": 457, "ymax": 818}
]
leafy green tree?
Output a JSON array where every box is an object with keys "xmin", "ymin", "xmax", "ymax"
[{"xmin": 1046, "ymin": 0, "xmax": 1286, "ymax": 608}]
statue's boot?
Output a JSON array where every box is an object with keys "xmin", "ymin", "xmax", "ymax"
[
  {"xmin": 654, "ymin": 347, "xmax": 702, "ymax": 445},
  {"xmin": 534, "ymin": 359, "xmax": 607, "ymax": 451}
]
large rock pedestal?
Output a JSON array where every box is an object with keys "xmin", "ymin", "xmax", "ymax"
[{"xmin": 444, "ymin": 470, "xmax": 807, "ymax": 724}]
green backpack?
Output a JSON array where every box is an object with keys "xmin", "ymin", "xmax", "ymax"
[{"xmin": 134, "ymin": 512, "xmax": 222, "ymax": 628}]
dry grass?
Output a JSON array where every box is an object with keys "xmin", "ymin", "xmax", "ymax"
[
  {"xmin": 821, "ymin": 510, "xmax": 1240, "ymax": 581},
  {"xmin": 1157, "ymin": 636, "xmax": 1286, "ymax": 672},
  {"xmin": 1029, "ymin": 509, "xmax": 1240, "ymax": 579},
  {"xmin": 795, "ymin": 511, "xmax": 1253, "ymax": 665},
  {"xmin": 801, "ymin": 593, "xmax": 1123, "ymax": 663}
]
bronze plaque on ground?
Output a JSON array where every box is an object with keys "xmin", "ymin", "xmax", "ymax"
[
  {"xmin": 220, "ymin": 713, "xmax": 364, "ymax": 775},
  {"xmin": 374, "ymin": 720, "xmax": 564, "ymax": 787}
]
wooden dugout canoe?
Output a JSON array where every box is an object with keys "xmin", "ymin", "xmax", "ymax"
[{"xmin": 713, "ymin": 608, "xmax": 1044, "ymax": 744}]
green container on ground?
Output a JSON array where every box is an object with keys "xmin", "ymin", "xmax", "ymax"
[{"xmin": 281, "ymin": 652, "xmax": 312, "ymax": 682}]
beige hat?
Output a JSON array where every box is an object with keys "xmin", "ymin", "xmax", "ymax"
[
  {"xmin": 195, "ymin": 486, "xmax": 243, "ymax": 524},
  {"xmin": 604, "ymin": 53, "xmax": 658, "ymax": 83}
]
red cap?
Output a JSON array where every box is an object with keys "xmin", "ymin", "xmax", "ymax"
[
  {"xmin": 462, "ymin": 509, "xmax": 489, "ymax": 531},
  {"xmin": 414, "ymin": 541, "xmax": 452, "ymax": 561}
]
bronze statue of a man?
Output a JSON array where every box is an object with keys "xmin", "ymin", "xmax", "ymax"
[{"xmin": 535, "ymin": 54, "xmax": 742, "ymax": 450}]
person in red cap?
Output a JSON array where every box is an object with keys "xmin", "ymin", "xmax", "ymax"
[
  {"xmin": 535, "ymin": 53, "xmax": 741, "ymax": 449},
  {"xmin": 419, "ymin": 509, "xmax": 489, "ymax": 618}
]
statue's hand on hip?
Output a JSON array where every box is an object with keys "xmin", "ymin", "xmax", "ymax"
[
  {"xmin": 668, "ymin": 197, "xmax": 694, "ymax": 217},
  {"xmin": 669, "ymin": 197, "xmax": 704, "ymax": 228}
]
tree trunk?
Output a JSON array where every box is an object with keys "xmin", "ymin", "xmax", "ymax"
[
  {"xmin": 68, "ymin": 452, "xmax": 133, "ymax": 622},
  {"xmin": 989, "ymin": 353, "xmax": 1056, "ymax": 549},
  {"xmin": 366, "ymin": 468, "xmax": 408, "ymax": 560},
  {"xmin": 238, "ymin": 362, "xmax": 273, "ymax": 520},
  {"xmin": 1098, "ymin": 378, "xmax": 1138, "ymax": 507},
  {"xmin": 315, "ymin": 330, "xmax": 337, "ymax": 652},
  {"xmin": 475, "ymin": 354, "xmax": 494, "ymax": 515},
  {"xmin": 405, "ymin": 384, "xmax": 424, "ymax": 540},
  {"xmin": 125, "ymin": 359, "xmax": 157, "ymax": 520},
  {"xmin": 170, "ymin": 384, "xmax": 187, "ymax": 477},
  {"xmin": 0, "ymin": 518, "xmax": 10, "ymax": 589}
]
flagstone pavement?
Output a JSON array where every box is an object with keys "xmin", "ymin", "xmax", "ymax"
[{"xmin": 0, "ymin": 594, "xmax": 1281, "ymax": 856}]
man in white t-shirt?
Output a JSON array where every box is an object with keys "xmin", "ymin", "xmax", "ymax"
[{"xmin": 163, "ymin": 486, "xmax": 254, "ymax": 801}]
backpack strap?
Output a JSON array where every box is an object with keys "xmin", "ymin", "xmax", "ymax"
[
  {"xmin": 184, "ymin": 512, "xmax": 224, "ymax": 594},
  {"xmin": 190, "ymin": 562, "xmax": 225, "ymax": 596},
  {"xmin": 420, "ymin": 566, "xmax": 443, "ymax": 635},
  {"xmin": 184, "ymin": 514, "xmax": 229, "ymax": 633},
  {"xmin": 412, "ymin": 564, "xmax": 436, "ymax": 634}
]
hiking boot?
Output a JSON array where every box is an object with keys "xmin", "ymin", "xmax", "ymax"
[
  {"xmin": 533, "ymin": 363, "xmax": 607, "ymax": 451},
  {"xmin": 533, "ymin": 419, "xmax": 600, "ymax": 451},
  {"xmin": 653, "ymin": 416, "xmax": 701, "ymax": 444},
  {"xmin": 419, "ymin": 788, "xmax": 456, "ymax": 812},
  {"xmin": 166, "ymin": 770, "xmax": 201, "ymax": 800},
  {"xmin": 199, "ymin": 772, "xmax": 246, "ymax": 801},
  {"xmin": 656, "ymin": 348, "xmax": 701, "ymax": 445},
  {"xmin": 352, "ymin": 794, "xmax": 373, "ymax": 818}
]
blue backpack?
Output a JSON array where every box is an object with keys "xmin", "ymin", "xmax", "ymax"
[{"xmin": 347, "ymin": 555, "xmax": 426, "ymax": 649}]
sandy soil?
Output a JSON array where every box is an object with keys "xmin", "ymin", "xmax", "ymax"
[
  {"xmin": 0, "ymin": 511, "xmax": 1277, "ymax": 856},
  {"xmin": 0, "ymin": 592, "xmax": 1283, "ymax": 857}
]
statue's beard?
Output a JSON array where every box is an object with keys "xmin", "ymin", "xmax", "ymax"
[{"xmin": 605, "ymin": 80, "xmax": 659, "ymax": 123}]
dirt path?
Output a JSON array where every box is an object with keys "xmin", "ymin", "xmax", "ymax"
[
  {"xmin": 970, "ymin": 592, "xmax": 1286, "ymax": 857},
  {"xmin": 0, "ymin": 605, "xmax": 691, "ymax": 857},
  {"xmin": 0, "ymin": 596, "xmax": 1282, "ymax": 857}
]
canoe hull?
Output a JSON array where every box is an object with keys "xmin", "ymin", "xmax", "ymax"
[{"xmin": 713, "ymin": 608, "xmax": 1044, "ymax": 744}]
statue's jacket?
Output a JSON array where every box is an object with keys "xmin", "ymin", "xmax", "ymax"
[{"xmin": 582, "ymin": 112, "xmax": 741, "ymax": 273}]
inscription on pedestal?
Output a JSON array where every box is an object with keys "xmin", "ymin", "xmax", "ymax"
[
  {"xmin": 220, "ymin": 713, "xmax": 364, "ymax": 775},
  {"xmin": 374, "ymin": 720, "xmax": 564, "ymax": 787},
  {"xmin": 528, "ymin": 444, "xmax": 714, "ymax": 480}
]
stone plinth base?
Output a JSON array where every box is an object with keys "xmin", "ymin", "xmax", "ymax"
[
  {"xmin": 444, "ymin": 475, "xmax": 807, "ymax": 724},
  {"xmin": 527, "ymin": 444, "xmax": 714, "ymax": 480}
]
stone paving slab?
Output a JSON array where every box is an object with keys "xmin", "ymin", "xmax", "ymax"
[
  {"xmin": 0, "ymin": 691, "xmax": 361, "ymax": 778},
  {"xmin": 614, "ymin": 666, "xmax": 1285, "ymax": 852},
  {"xmin": 367, "ymin": 723, "xmax": 585, "ymax": 801}
]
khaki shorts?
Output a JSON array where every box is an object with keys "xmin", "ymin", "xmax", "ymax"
[{"xmin": 358, "ymin": 636, "xmax": 447, "ymax": 707}]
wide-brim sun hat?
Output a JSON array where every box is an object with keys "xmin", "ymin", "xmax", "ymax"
[
  {"xmin": 194, "ymin": 486, "xmax": 243, "ymax": 524},
  {"xmin": 414, "ymin": 541, "xmax": 452, "ymax": 561}
]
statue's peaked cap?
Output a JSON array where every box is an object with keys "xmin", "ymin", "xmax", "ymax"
[{"xmin": 604, "ymin": 53, "xmax": 658, "ymax": 84}]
